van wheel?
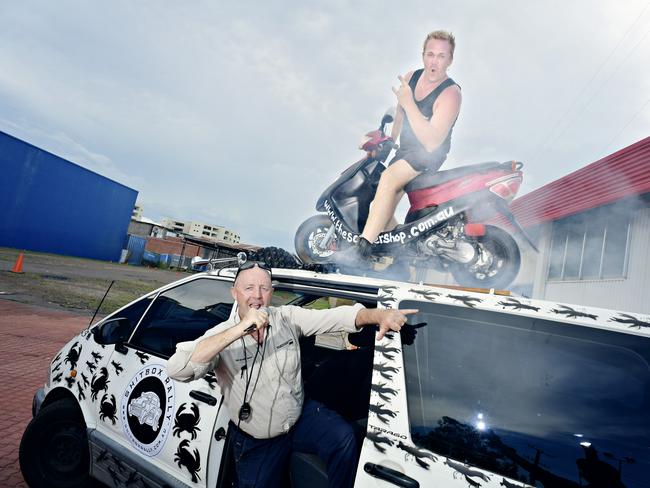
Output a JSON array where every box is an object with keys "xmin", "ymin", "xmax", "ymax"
[{"xmin": 19, "ymin": 398, "xmax": 90, "ymax": 488}]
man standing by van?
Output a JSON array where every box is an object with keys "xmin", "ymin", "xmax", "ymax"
[{"xmin": 168, "ymin": 261, "xmax": 415, "ymax": 487}]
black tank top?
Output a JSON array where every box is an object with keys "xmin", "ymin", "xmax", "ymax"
[{"xmin": 398, "ymin": 69, "xmax": 459, "ymax": 170}]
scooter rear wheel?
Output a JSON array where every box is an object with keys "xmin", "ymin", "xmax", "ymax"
[
  {"xmin": 295, "ymin": 215, "xmax": 338, "ymax": 264},
  {"xmin": 450, "ymin": 225, "xmax": 521, "ymax": 290}
]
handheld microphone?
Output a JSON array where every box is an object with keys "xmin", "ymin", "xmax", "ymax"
[{"xmin": 243, "ymin": 307, "xmax": 269, "ymax": 334}]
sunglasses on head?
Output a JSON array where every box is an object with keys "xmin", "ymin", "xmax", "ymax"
[{"xmin": 234, "ymin": 261, "xmax": 272, "ymax": 281}]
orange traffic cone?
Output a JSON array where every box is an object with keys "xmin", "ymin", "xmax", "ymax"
[{"xmin": 11, "ymin": 253, "xmax": 25, "ymax": 273}]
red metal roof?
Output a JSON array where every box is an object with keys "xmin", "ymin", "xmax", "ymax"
[{"xmin": 511, "ymin": 136, "xmax": 650, "ymax": 227}]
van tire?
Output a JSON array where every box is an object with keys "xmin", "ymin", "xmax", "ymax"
[
  {"xmin": 249, "ymin": 246, "xmax": 302, "ymax": 269},
  {"xmin": 19, "ymin": 398, "xmax": 90, "ymax": 488}
]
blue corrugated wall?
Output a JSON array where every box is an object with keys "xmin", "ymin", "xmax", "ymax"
[{"xmin": 0, "ymin": 131, "xmax": 138, "ymax": 261}]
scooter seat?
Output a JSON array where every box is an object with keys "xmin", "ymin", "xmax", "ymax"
[{"xmin": 405, "ymin": 162, "xmax": 503, "ymax": 193}]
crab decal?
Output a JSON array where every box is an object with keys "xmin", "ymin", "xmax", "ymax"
[
  {"xmin": 125, "ymin": 471, "xmax": 141, "ymax": 486},
  {"xmin": 609, "ymin": 313, "xmax": 650, "ymax": 329},
  {"xmin": 375, "ymin": 344, "xmax": 400, "ymax": 361},
  {"xmin": 173, "ymin": 403, "xmax": 202, "ymax": 440},
  {"xmin": 500, "ymin": 478, "xmax": 526, "ymax": 488},
  {"xmin": 111, "ymin": 360, "xmax": 124, "ymax": 375},
  {"xmin": 64, "ymin": 341, "xmax": 82, "ymax": 369},
  {"xmin": 99, "ymin": 393, "xmax": 117, "ymax": 424},
  {"xmin": 135, "ymin": 351, "xmax": 150, "ymax": 364},
  {"xmin": 91, "ymin": 351, "xmax": 103, "ymax": 363},
  {"xmin": 373, "ymin": 362, "xmax": 400, "ymax": 381},
  {"xmin": 77, "ymin": 382, "xmax": 86, "ymax": 401},
  {"xmin": 174, "ymin": 439, "xmax": 201, "ymax": 483},
  {"xmin": 112, "ymin": 453, "xmax": 126, "ymax": 473},
  {"xmin": 80, "ymin": 372, "xmax": 90, "ymax": 388},
  {"xmin": 107, "ymin": 466, "xmax": 120, "ymax": 486},
  {"xmin": 90, "ymin": 367, "xmax": 110, "ymax": 401},
  {"xmin": 378, "ymin": 296, "xmax": 397, "ymax": 308},
  {"xmin": 551, "ymin": 305, "xmax": 597, "ymax": 320},
  {"xmin": 497, "ymin": 298, "xmax": 540, "ymax": 312},
  {"xmin": 409, "ymin": 288, "xmax": 441, "ymax": 300},
  {"xmin": 397, "ymin": 441, "xmax": 438, "ymax": 469},
  {"xmin": 96, "ymin": 449, "xmax": 109, "ymax": 463},
  {"xmin": 448, "ymin": 294, "xmax": 482, "ymax": 308},
  {"xmin": 366, "ymin": 431, "xmax": 394, "ymax": 453},
  {"xmin": 444, "ymin": 458, "xmax": 491, "ymax": 486},
  {"xmin": 371, "ymin": 382, "xmax": 399, "ymax": 402},
  {"xmin": 369, "ymin": 403, "xmax": 397, "ymax": 424},
  {"xmin": 203, "ymin": 374, "xmax": 218, "ymax": 390},
  {"xmin": 85, "ymin": 360, "xmax": 97, "ymax": 373}
]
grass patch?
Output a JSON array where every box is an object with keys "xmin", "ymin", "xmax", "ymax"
[{"xmin": 0, "ymin": 247, "xmax": 183, "ymax": 314}]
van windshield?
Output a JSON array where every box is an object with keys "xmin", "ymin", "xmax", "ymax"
[{"xmin": 401, "ymin": 300, "xmax": 650, "ymax": 488}]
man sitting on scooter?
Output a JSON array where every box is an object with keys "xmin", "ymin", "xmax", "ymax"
[{"xmin": 335, "ymin": 30, "xmax": 462, "ymax": 266}]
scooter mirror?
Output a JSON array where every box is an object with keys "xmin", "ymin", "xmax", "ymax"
[{"xmin": 380, "ymin": 109, "xmax": 395, "ymax": 132}]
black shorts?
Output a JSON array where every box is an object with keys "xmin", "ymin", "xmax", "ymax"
[{"xmin": 389, "ymin": 147, "xmax": 446, "ymax": 173}]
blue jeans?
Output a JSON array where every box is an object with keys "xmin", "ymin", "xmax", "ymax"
[{"xmin": 230, "ymin": 399, "xmax": 357, "ymax": 488}]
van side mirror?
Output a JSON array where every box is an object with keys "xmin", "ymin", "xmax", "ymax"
[{"xmin": 92, "ymin": 317, "xmax": 132, "ymax": 345}]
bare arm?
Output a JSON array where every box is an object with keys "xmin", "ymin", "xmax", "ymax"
[
  {"xmin": 393, "ymin": 76, "xmax": 461, "ymax": 153},
  {"xmin": 355, "ymin": 308, "xmax": 418, "ymax": 340},
  {"xmin": 390, "ymin": 106, "xmax": 404, "ymax": 141}
]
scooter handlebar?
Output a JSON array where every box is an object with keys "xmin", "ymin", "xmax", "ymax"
[{"xmin": 376, "ymin": 139, "xmax": 397, "ymax": 162}]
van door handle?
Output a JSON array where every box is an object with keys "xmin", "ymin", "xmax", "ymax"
[
  {"xmin": 189, "ymin": 390, "xmax": 217, "ymax": 406},
  {"xmin": 363, "ymin": 463, "xmax": 419, "ymax": 488}
]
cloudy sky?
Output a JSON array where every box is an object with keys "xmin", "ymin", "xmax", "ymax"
[{"xmin": 1, "ymin": 1, "xmax": 648, "ymax": 250}]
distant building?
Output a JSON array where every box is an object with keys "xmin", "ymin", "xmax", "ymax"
[
  {"xmin": 420, "ymin": 136, "xmax": 650, "ymax": 314},
  {"xmin": 0, "ymin": 130, "xmax": 137, "ymax": 261},
  {"xmin": 161, "ymin": 217, "xmax": 241, "ymax": 244},
  {"xmin": 128, "ymin": 217, "xmax": 165, "ymax": 239},
  {"xmin": 132, "ymin": 204, "xmax": 144, "ymax": 220},
  {"xmin": 511, "ymin": 136, "xmax": 650, "ymax": 314},
  {"xmin": 161, "ymin": 217, "xmax": 185, "ymax": 234}
]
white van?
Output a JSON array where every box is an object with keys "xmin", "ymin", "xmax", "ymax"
[{"xmin": 20, "ymin": 267, "xmax": 650, "ymax": 488}]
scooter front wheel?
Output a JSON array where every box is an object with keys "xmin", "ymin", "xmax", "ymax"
[
  {"xmin": 450, "ymin": 225, "xmax": 521, "ymax": 290},
  {"xmin": 295, "ymin": 215, "xmax": 338, "ymax": 264}
]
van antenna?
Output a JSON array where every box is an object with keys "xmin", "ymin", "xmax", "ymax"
[{"xmin": 89, "ymin": 280, "xmax": 115, "ymax": 328}]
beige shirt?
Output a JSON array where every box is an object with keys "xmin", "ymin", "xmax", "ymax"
[{"xmin": 167, "ymin": 303, "xmax": 364, "ymax": 439}]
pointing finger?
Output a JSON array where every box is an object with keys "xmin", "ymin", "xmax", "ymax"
[{"xmin": 400, "ymin": 309, "xmax": 419, "ymax": 315}]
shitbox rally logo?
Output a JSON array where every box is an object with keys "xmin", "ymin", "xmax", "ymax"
[{"xmin": 120, "ymin": 364, "xmax": 175, "ymax": 456}]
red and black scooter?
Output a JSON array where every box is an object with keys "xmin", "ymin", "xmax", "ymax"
[{"xmin": 294, "ymin": 113, "xmax": 537, "ymax": 289}]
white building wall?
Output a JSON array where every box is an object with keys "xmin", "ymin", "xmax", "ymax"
[{"xmin": 533, "ymin": 207, "xmax": 650, "ymax": 314}]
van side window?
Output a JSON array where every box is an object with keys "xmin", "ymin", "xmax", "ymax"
[
  {"xmin": 129, "ymin": 278, "xmax": 234, "ymax": 358},
  {"xmin": 401, "ymin": 300, "xmax": 650, "ymax": 488},
  {"xmin": 94, "ymin": 296, "xmax": 154, "ymax": 344}
]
